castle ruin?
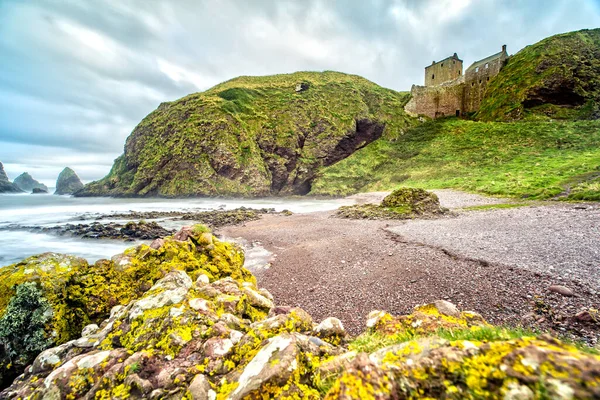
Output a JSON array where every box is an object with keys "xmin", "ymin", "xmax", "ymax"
[{"xmin": 405, "ymin": 45, "xmax": 508, "ymax": 118}]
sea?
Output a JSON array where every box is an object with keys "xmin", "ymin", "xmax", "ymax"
[{"xmin": 0, "ymin": 192, "xmax": 352, "ymax": 267}]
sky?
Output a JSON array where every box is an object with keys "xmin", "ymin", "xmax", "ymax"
[{"xmin": 1, "ymin": 0, "xmax": 599, "ymax": 186}]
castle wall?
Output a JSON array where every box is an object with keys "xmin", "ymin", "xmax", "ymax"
[
  {"xmin": 424, "ymin": 55, "xmax": 463, "ymax": 86},
  {"xmin": 405, "ymin": 78, "xmax": 465, "ymax": 119},
  {"xmin": 464, "ymin": 50, "xmax": 508, "ymax": 112}
]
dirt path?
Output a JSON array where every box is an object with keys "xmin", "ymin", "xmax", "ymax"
[{"xmin": 218, "ymin": 192, "xmax": 600, "ymax": 343}]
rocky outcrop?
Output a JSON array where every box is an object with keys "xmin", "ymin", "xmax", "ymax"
[
  {"xmin": 76, "ymin": 71, "xmax": 415, "ymax": 197},
  {"xmin": 0, "ymin": 162, "xmax": 23, "ymax": 194},
  {"xmin": 478, "ymin": 28, "xmax": 600, "ymax": 121},
  {"xmin": 54, "ymin": 167, "xmax": 84, "ymax": 195},
  {"xmin": 336, "ymin": 187, "xmax": 446, "ymax": 219},
  {"xmin": 31, "ymin": 188, "xmax": 48, "ymax": 194},
  {"xmin": 0, "ymin": 226, "xmax": 249, "ymax": 387},
  {"xmin": 13, "ymin": 173, "xmax": 48, "ymax": 193},
  {"xmin": 2, "ymin": 227, "xmax": 600, "ymax": 398}
]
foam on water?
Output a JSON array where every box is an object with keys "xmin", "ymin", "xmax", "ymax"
[{"xmin": 0, "ymin": 193, "xmax": 351, "ymax": 266}]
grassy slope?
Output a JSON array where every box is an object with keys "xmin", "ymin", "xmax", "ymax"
[
  {"xmin": 477, "ymin": 28, "xmax": 600, "ymax": 121},
  {"xmin": 81, "ymin": 71, "xmax": 414, "ymax": 197},
  {"xmin": 313, "ymin": 29, "xmax": 600, "ymax": 200},
  {"xmin": 311, "ymin": 118, "xmax": 600, "ymax": 200}
]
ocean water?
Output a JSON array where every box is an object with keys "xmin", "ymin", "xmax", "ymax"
[{"xmin": 0, "ymin": 193, "xmax": 352, "ymax": 267}]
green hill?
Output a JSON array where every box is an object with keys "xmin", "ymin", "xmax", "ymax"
[
  {"xmin": 311, "ymin": 119, "xmax": 600, "ymax": 200},
  {"xmin": 78, "ymin": 71, "xmax": 414, "ymax": 197},
  {"xmin": 477, "ymin": 28, "xmax": 600, "ymax": 121},
  {"xmin": 313, "ymin": 29, "xmax": 600, "ymax": 200}
]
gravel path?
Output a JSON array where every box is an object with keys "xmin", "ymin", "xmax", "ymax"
[
  {"xmin": 387, "ymin": 203, "xmax": 600, "ymax": 289},
  {"xmin": 219, "ymin": 192, "xmax": 600, "ymax": 343}
]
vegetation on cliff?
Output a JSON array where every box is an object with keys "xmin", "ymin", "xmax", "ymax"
[
  {"xmin": 77, "ymin": 71, "xmax": 414, "ymax": 197},
  {"xmin": 54, "ymin": 167, "xmax": 84, "ymax": 195},
  {"xmin": 1, "ymin": 231, "xmax": 598, "ymax": 398},
  {"xmin": 312, "ymin": 119, "xmax": 600, "ymax": 200},
  {"xmin": 13, "ymin": 172, "xmax": 48, "ymax": 193},
  {"xmin": 477, "ymin": 28, "xmax": 600, "ymax": 121}
]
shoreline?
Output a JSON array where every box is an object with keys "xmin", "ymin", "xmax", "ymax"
[{"xmin": 219, "ymin": 191, "xmax": 600, "ymax": 344}]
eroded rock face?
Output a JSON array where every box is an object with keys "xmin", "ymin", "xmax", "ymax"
[
  {"xmin": 75, "ymin": 71, "xmax": 414, "ymax": 197},
  {"xmin": 0, "ymin": 162, "xmax": 23, "ymax": 194},
  {"xmin": 13, "ymin": 172, "xmax": 48, "ymax": 193},
  {"xmin": 54, "ymin": 167, "xmax": 84, "ymax": 195}
]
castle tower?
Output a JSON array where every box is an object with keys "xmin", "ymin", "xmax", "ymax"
[{"xmin": 424, "ymin": 53, "xmax": 463, "ymax": 86}]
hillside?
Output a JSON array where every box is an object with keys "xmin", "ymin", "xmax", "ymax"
[
  {"xmin": 78, "ymin": 72, "xmax": 414, "ymax": 197},
  {"xmin": 477, "ymin": 28, "xmax": 600, "ymax": 121},
  {"xmin": 311, "ymin": 119, "xmax": 600, "ymax": 200},
  {"xmin": 313, "ymin": 29, "xmax": 600, "ymax": 200}
]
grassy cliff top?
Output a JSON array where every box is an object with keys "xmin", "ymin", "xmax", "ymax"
[
  {"xmin": 79, "ymin": 71, "xmax": 414, "ymax": 197},
  {"xmin": 477, "ymin": 28, "xmax": 600, "ymax": 121}
]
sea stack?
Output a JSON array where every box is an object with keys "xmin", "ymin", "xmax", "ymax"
[
  {"xmin": 13, "ymin": 172, "xmax": 48, "ymax": 193},
  {"xmin": 0, "ymin": 162, "xmax": 23, "ymax": 194},
  {"xmin": 54, "ymin": 167, "xmax": 84, "ymax": 195}
]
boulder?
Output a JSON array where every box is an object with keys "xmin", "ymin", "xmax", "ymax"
[
  {"xmin": 54, "ymin": 167, "xmax": 84, "ymax": 195},
  {"xmin": 13, "ymin": 172, "xmax": 48, "ymax": 193},
  {"xmin": 31, "ymin": 187, "xmax": 48, "ymax": 194}
]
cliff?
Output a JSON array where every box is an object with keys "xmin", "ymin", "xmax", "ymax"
[
  {"xmin": 477, "ymin": 28, "xmax": 600, "ymax": 121},
  {"xmin": 1, "ymin": 227, "xmax": 599, "ymax": 398},
  {"xmin": 0, "ymin": 162, "xmax": 23, "ymax": 194},
  {"xmin": 54, "ymin": 167, "xmax": 84, "ymax": 195},
  {"xmin": 13, "ymin": 172, "xmax": 48, "ymax": 193},
  {"xmin": 77, "ymin": 71, "xmax": 414, "ymax": 197}
]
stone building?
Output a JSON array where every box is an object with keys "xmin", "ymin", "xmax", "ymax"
[
  {"xmin": 424, "ymin": 53, "xmax": 463, "ymax": 86},
  {"xmin": 405, "ymin": 45, "xmax": 508, "ymax": 119}
]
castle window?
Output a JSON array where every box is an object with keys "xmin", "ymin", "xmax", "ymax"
[
  {"xmin": 475, "ymin": 67, "xmax": 479, "ymax": 72},
  {"xmin": 471, "ymin": 82, "xmax": 474, "ymax": 86},
  {"xmin": 485, "ymin": 63, "xmax": 489, "ymax": 68},
  {"xmin": 441, "ymin": 63, "xmax": 444, "ymax": 67},
  {"xmin": 479, "ymin": 79, "xmax": 482, "ymax": 84},
  {"xmin": 487, "ymin": 77, "xmax": 490, "ymax": 81},
  {"xmin": 432, "ymin": 74, "xmax": 435, "ymax": 80}
]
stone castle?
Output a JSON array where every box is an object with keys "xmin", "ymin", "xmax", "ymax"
[{"xmin": 405, "ymin": 45, "xmax": 508, "ymax": 118}]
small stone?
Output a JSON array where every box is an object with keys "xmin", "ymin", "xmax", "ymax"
[
  {"xmin": 203, "ymin": 337, "xmax": 234, "ymax": 359},
  {"xmin": 549, "ymin": 285, "xmax": 574, "ymax": 297},
  {"xmin": 189, "ymin": 298, "xmax": 211, "ymax": 312},
  {"xmin": 188, "ymin": 374, "xmax": 211, "ymax": 400},
  {"xmin": 196, "ymin": 274, "xmax": 210, "ymax": 285},
  {"xmin": 433, "ymin": 300, "xmax": 460, "ymax": 317},
  {"xmin": 81, "ymin": 323, "xmax": 99, "ymax": 337},
  {"xmin": 314, "ymin": 317, "xmax": 346, "ymax": 339},
  {"xmin": 150, "ymin": 238, "xmax": 165, "ymax": 249}
]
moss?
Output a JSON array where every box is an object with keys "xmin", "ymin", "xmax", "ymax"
[
  {"xmin": 477, "ymin": 28, "xmax": 600, "ymax": 121},
  {"xmin": 0, "ymin": 283, "xmax": 52, "ymax": 367},
  {"xmin": 77, "ymin": 71, "xmax": 415, "ymax": 198}
]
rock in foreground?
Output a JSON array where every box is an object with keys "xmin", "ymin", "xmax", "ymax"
[
  {"xmin": 13, "ymin": 172, "xmax": 48, "ymax": 193},
  {"xmin": 336, "ymin": 187, "xmax": 446, "ymax": 220},
  {"xmin": 2, "ymin": 227, "xmax": 600, "ymax": 399},
  {"xmin": 54, "ymin": 167, "xmax": 84, "ymax": 195}
]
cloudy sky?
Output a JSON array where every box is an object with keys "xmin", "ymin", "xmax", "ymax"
[{"xmin": 1, "ymin": 0, "xmax": 599, "ymax": 185}]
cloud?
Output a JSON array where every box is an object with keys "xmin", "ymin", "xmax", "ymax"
[{"xmin": 0, "ymin": 0, "xmax": 599, "ymax": 181}]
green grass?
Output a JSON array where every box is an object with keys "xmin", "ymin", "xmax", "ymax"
[
  {"xmin": 311, "ymin": 118, "xmax": 600, "ymax": 200},
  {"xmin": 81, "ymin": 71, "xmax": 415, "ymax": 197},
  {"xmin": 349, "ymin": 325, "xmax": 599, "ymax": 355},
  {"xmin": 477, "ymin": 28, "xmax": 600, "ymax": 121},
  {"xmin": 462, "ymin": 203, "xmax": 530, "ymax": 211}
]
